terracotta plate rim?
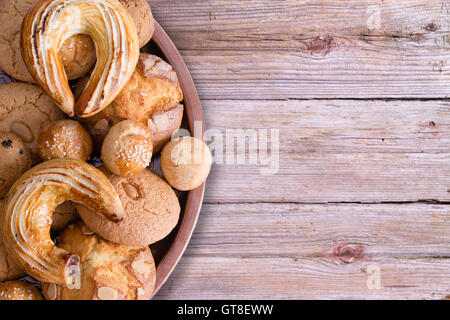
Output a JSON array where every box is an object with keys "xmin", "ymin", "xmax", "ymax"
[{"xmin": 149, "ymin": 21, "xmax": 206, "ymax": 298}]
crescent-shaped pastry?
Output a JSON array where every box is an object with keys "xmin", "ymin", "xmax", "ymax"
[
  {"xmin": 21, "ymin": 0, "xmax": 139, "ymax": 117},
  {"xmin": 1, "ymin": 159, "xmax": 125, "ymax": 288}
]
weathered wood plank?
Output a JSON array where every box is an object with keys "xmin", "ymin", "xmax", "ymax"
[
  {"xmin": 150, "ymin": 0, "xmax": 450, "ymax": 99},
  {"xmin": 155, "ymin": 203, "xmax": 450, "ymax": 299},
  {"xmin": 203, "ymin": 99, "xmax": 450, "ymax": 153},
  {"xmin": 199, "ymin": 99, "xmax": 450, "ymax": 203}
]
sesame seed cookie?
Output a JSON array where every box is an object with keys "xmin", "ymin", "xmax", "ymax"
[
  {"xmin": 38, "ymin": 120, "xmax": 93, "ymax": 161},
  {"xmin": 101, "ymin": 120, "xmax": 153, "ymax": 176},
  {"xmin": 41, "ymin": 221, "xmax": 156, "ymax": 300},
  {"xmin": 0, "ymin": 280, "xmax": 43, "ymax": 300},
  {"xmin": 77, "ymin": 167, "xmax": 180, "ymax": 246},
  {"xmin": 0, "ymin": 83, "xmax": 65, "ymax": 163}
]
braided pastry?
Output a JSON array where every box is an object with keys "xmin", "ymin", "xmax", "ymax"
[
  {"xmin": 1, "ymin": 159, "xmax": 124, "ymax": 288},
  {"xmin": 21, "ymin": 0, "xmax": 139, "ymax": 117}
]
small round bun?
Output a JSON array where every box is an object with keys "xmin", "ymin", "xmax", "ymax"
[
  {"xmin": 101, "ymin": 120, "xmax": 153, "ymax": 176},
  {"xmin": 38, "ymin": 120, "xmax": 93, "ymax": 161},
  {"xmin": 41, "ymin": 221, "xmax": 156, "ymax": 300},
  {"xmin": 0, "ymin": 281, "xmax": 42, "ymax": 300},
  {"xmin": 0, "ymin": 132, "xmax": 31, "ymax": 198},
  {"xmin": 59, "ymin": 34, "xmax": 96, "ymax": 80},
  {"xmin": 161, "ymin": 136, "xmax": 212, "ymax": 191},
  {"xmin": 77, "ymin": 167, "xmax": 180, "ymax": 246}
]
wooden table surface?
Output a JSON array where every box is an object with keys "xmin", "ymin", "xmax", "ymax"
[{"xmin": 150, "ymin": 0, "xmax": 450, "ymax": 300}]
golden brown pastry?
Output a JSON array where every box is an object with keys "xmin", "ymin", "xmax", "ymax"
[
  {"xmin": 41, "ymin": 221, "xmax": 156, "ymax": 300},
  {"xmin": 78, "ymin": 53, "xmax": 184, "ymax": 151},
  {"xmin": 1, "ymin": 159, "xmax": 124, "ymax": 288},
  {"xmin": 0, "ymin": 280, "xmax": 43, "ymax": 300},
  {"xmin": 0, "ymin": 83, "xmax": 65, "ymax": 163},
  {"xmin": 77, "ymin": 167, "xmax": 180, "ymax": 247},
  {"xmin": 21, "ymin": 0, "xmax": 140, "ymax": 117},
  {"xmin": 101, "ymin": 120, "xmax": 153, "ymax": 176},
  {"xmin": 38, "ymin": 120, "xmax": 93, "ymax": 161},
  {"xmin": 0, "ymin": 0, "xmax": 96, "ymax": 82},
  {"xmin": 161, "ymin": 136, "xmax": 212, "ymax": 191},
  {"xmin": 0, "ymin": 132, "xmax": 31, "ymax": 199}
]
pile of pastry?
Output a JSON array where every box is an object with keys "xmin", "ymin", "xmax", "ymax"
[{"xmin": 0, "ymin": 0, "xmax": 211, "ymax": 300}]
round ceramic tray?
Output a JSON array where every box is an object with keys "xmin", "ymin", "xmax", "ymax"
[{"xmin": 143, "ymin": 22, "xmax": 206, "ymax": 297}]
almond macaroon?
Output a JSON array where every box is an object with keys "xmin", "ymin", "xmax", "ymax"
[{"xmin": 77, "ymin": 167, "xmax": 180, "ymax": 247}]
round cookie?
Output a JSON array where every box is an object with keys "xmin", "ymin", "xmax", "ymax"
[
  {"xmin": 77, "ymin": 167, "xmax": 180, "ymax": 246},
  {"xmin": 0, "ymin": 83, "xmax": 66, "ymax": 163},
  {"xmin": 41, "ymin": 221, "xmax": 156, "ymax": 300},
  {"xmin": 78, "ymin": 53, "xmax": 184, "ymax": 152},
  {"xmin": 101, "ymin": 120, "xmax": 153, "ymax": 176},
  {"xmin": 0, "ymin": 281, "xmax": 43, "ymax": 300},
  {"xmin": 51, "ymin": 201, "xmax": 79, "ymax": 233},
  {"xmin": 161, "ymin": 136, "xmax": 212, "ymax": 191},
  {"xmin": 119, "ymin": 0, "xmax": 155, "ymax": 47},
  {"xmin": 0, "ymin": 0, "xmax": 96, "ymax": 82},
  {"xmin": 59, "ymin": 34, "xmax": 97, "ymax": 80},
  {"xmin": 38, "ymin": 120, "xmax": 93, "ymax": 161},
  {"xmin": 0, "ymin": 200, "xmax": 26, "ymax": 281},
  {"xmin": 0, "ymin": 132, "xmax": 31, "ymax": 198}
]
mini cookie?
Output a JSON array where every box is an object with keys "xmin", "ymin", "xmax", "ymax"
[
  {"xmin": 0, "ymin": 83, "xmax": 65, "ymax": 163},
  {"xmin": 119, "ymin": 0, "xmax": 155, "ymax": 47},
  {"xmin": 0, "ymin": 281, "xmax": 43, "ymax": 300},
  {"xmin": 79, "ymin": 53, "xmax": 184, "ymax": 151},
  {"xmin": 77, "ymin": 167, "xmax": 180, "ymax": 246},
  {"xmin": 41, "ymin": 222, "xmax": 156, "ymax": 300},
  {"xmin": 58, "ymin": 34, "xmax": 97, "ymax": 80},
  {"xmin": 51, "ymin": 202, "xmax": 79, "ymax": 233},
  {"xmin": 161, "ymin": 136, "xmax": 212, "ymax": 191},
  {"xmin": 101, "ymin": 120, "xmax": 153, "ymax": 176},
  {"xmin": 0, "ymin": 132, "xmax": 31, "ymax": 198},
  {"xmin": 38, "ymin": 120, "xmax": 93, "ymax": 161},
  {"xmin": 0, "ymin": 0, "xmax": 96, "ymax": 82}
]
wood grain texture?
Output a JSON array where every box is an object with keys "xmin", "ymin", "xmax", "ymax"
[
  {"xmin": 150, "ymin": 0, "xmax": 450, "ymax": 99},
  {"xmin": 148, "ymin": 0, "xmax": 450, "ymax": 300},
  {"xmin": 156, "ymin": 203, "xmax": 450, "ymax": 299},
  {"xmin": 202, "ymin": 99, "xmax": 450, "ymax": 203}
]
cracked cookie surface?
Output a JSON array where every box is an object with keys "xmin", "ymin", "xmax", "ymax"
[
  {"xmin": 77, "ymin": 167, "xmax": 180, "ymax": 247},
  {"xmin": 0, "ymin": 83, "xmax": 65, "ymax": 163}
]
